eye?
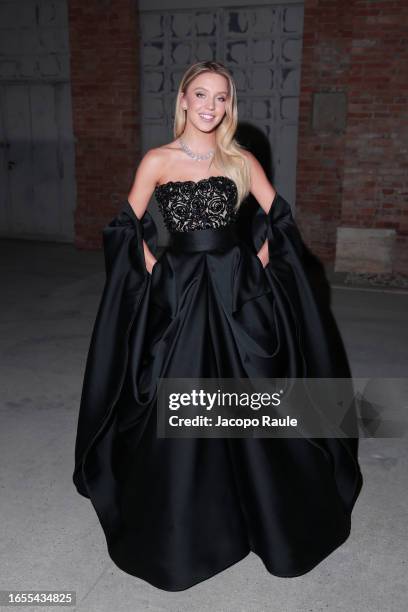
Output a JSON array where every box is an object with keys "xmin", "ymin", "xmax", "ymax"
[{"xmin": 195, "ymin": 92, "xmax": 226, "ymax": 102}]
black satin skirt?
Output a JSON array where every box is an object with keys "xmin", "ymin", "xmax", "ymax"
[{"xmin": 73, "ymin": 195, "xmax": 363, "ymax": 591}]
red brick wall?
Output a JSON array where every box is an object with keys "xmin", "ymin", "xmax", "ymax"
[
  {"xmin": 68, "ymin": 0, "xmax": 141, "ymax": 249},
  {"xmin": 296, "ymin": 0, "xmax": 408, "ymax": 273}
]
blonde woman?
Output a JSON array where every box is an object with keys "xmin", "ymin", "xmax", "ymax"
[{"xmin": 73, "ymin": 61, "xmax": 363, "ymax": 591}]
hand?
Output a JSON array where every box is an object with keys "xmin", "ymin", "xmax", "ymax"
[
  {"xmin": 256, "ymin": 239, "xmax": 269, "ymax": 269},
  {"xmin": 256, "ymin": 252, "xmax": 269, "ymax": 269},
  {"xmin": 146, "ymin": 258, "xmax": 157, "ymax": 275}
]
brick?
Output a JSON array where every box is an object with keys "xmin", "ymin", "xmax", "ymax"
[
  {"xmin": 296, "ymin": 0, "xmax": 407, "ymax": 272},
  {"xmin": 69, "ymin": 0, "xmax": 141, "ymax": 248}
]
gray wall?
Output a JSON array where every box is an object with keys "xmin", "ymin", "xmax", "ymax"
[{"xmin": 0, "ymin": 0, "xmax": 75, "ymax": 241}]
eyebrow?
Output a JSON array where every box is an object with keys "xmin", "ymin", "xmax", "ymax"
[{"xmin": 193, "ymin": 87, "xmax": 228, "ymax": 95}]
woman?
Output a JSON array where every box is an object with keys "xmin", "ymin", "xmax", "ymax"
[{"xmin": 73, "ymin": 61, "xmax": 363, "ymax": 591}]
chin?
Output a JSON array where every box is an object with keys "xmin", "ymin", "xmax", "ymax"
[{"xmin": 197, "ymin": 119, "xmax": 220, "ymax": 131}]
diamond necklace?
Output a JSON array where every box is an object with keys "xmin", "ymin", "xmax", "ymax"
[{"xmin": 179, "ymin": 138, "xmax": 215, "ymax": 161}]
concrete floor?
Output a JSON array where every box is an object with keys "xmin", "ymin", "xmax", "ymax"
[{"xmin": 0, "ymin": 239, "xmax": 407, "ymax": 612}]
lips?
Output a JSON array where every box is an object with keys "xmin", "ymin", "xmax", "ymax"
[{"xmin": 199, "ymin": 114, "xmax": 215, "ymax": 122}]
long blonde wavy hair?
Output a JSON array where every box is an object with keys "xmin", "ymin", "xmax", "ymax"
[{"xmin": 173, "ymin": 61, "xmax": 251, "ymax": 210}]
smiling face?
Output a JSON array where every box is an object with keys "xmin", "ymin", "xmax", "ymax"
[{"xmin": 180, "ymin": 72, "xmax": 229, "ymax": 132}]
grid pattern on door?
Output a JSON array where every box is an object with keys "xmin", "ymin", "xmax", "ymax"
[{"xmin": 140, "ymin": 3, "xmax": 304, "ymax": 218}]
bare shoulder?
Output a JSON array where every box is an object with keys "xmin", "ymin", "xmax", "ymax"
[
  {"xmin": 128, "ymin": 142, "xmax": 182, "ymax": 215},
  {"xmin": 130, "ymin": 148, "xmax": 162, "ymax": 189},
  {"xmin": 139, "ymin": 146, "xmax": 164, "ymax": 172},
  {"xmin": 155, "ymin": 139, "xmax": 180, "ymax": 153},
  {"xmin": 241, "ymin": 149, "xmax": 276, "ymax": 211},
  {"xmin": 241, "ymin": 149, "xmax": 264, "ymax": 175},
  {"xmin": 127, "ymin": 148, "xmax": 161, "ymax": 215},
  {"xmin": 145, "ymin": 141, "xmax": 181, "ymax": 177}
]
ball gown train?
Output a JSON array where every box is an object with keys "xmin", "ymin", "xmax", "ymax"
[{"xmin": 73, "ymin": 176, "xmax": 363, "ymax": 591}]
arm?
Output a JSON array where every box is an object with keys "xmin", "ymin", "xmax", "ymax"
[
  {"xmin": 128, "ymin": 149, "xmax": 162, "ymax": 274},
  {"xmin": 243, "ymin": 150, "xmax": 277, "ymax": 268}
]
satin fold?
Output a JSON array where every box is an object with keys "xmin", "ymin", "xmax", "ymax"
[{"xmin": 73, "ymin": 194, "xmax": 363, "ymax": 591}]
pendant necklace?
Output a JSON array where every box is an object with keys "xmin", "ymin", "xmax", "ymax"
[{"xmin": 179, "ymin": 138, "xmax": 215, "ymax": 162}]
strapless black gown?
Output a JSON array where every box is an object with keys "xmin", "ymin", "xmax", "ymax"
[{"xmin": 73, "ymin": 176, "xmax": 363, "ymax": 591}]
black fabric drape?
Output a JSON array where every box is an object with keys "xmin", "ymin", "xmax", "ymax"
[{"xmin": 73, "ymin": 194, "xmax": 363, "ymax": 591}]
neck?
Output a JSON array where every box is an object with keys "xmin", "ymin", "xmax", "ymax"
[{"xmin": 180, "ymin": 124, "xmax": 216, "ymax": 152}]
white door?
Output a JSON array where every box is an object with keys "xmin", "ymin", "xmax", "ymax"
[
  {"xmin": 0, "ymin": 82, "xmax": 75, "ymax": 241},
  {"xmin": 0, "ymin": 0, "xmax": 75, "ymax": 242}
]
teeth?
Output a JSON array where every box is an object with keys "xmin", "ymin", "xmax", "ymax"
[{"xmin": 200, "ymin": 114, "xmax": 214, "ymax": 120}]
